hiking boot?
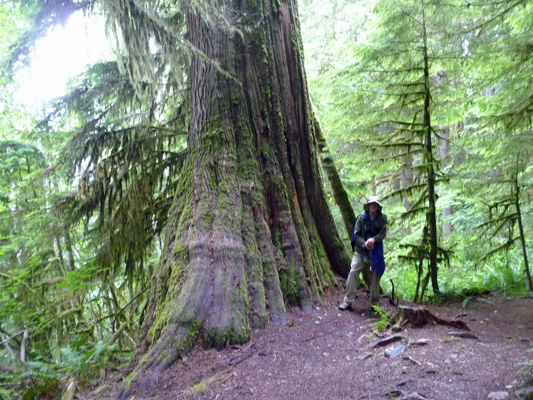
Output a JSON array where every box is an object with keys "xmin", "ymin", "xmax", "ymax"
[{"xmin": 338, "ymin": 303, "xmax": 351, "ymax": 311}]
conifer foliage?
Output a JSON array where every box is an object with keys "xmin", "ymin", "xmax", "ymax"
[
  {"xmin": 304, "ymin": 0, "xmax": 532, "ymax": 299},
  {"xmin": 0, "ymin": 0, "xmax": 532, "ymax": 398},
  {"xmin": 5, "ymin": 0, "xmax": 351, "ymax": 396}
]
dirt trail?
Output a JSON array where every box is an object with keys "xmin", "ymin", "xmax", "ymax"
[{"xmin": 87, "ymin": 291, "xmax": 533, "ymax": 400}]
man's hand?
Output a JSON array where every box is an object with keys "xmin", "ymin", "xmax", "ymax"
[{"xmin": 365, "ymin": 237, "xmax": 375, "ymax": 250}]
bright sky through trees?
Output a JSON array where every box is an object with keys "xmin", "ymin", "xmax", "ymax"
[{"xmin": 14, "ymin": 11, "xmax": 109, "ymax": 110}]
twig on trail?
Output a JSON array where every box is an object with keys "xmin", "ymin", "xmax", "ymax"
[
  {"xmin": 448, "ymin": 331, "xmax": 479, "ymax": 340},
  {"xmin": 356, "ymin": 333, "xmax": 366, "ymax": 343},
  {"xmin": 403, "ymin": 355, "xmax": 422, "ymax": 365},
  {"xmin": 225, "ymin": 342, "xmax": 256, "ymax": 366},
  {"xmin": 302, "ymin": 328, "xmax": 340, "ymax": 343},
  {"xmin": 355, "ymin": 393, "xmax": 384, "ymax": 399}
]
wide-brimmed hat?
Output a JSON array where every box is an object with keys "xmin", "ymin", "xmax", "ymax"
[{"xmin": 364, "ymin": 195, "xmax": 382, "ymax": 211}]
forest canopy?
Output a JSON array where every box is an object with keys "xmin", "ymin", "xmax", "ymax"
[{"xmin": 0, "ymin": 0, "xmax": 532, "ymax": 398}]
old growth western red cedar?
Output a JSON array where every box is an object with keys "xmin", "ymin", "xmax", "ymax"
[{"xmin": 118, "ymin": 0, "xmax": 351, "ymax": 395}]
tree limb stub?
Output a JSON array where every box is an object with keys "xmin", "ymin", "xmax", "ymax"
[{"xmin": 391, "ymin": 306, "xmax": 470, "ymax": 330}]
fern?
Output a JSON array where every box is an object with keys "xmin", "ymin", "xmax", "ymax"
[
  {"xmin": 372, "ymin": 305, "xmax": 390, "ymax": 333},
  {"xmin": 0, "ymin": 388, "xmax": 12, "ymax": 400},
  {"xmin": 60, "ymin": 341, "xmax": 116, "ymax": 378},
  {"xmin": 518, "ymin": 349, "xmax": 533, "ymax": 382},
  {"xmin": 13, "ymin": 362, "xmax": 61, "ymax": 400}
]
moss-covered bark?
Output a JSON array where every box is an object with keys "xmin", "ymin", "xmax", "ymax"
[{"xmin": 118, "ymin": 0, "xmax": 350, "ymax": 397}]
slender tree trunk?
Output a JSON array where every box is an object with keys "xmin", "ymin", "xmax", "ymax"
[
  {"xmin": 413, "ymin": 259, "xmax": 423, "ymax": 303},
  {"xmin": 434, "ymin": 69, "xmax": 459, "ymax": 241},
  {"xmin": 20, "ymin": 330, "xmax": 28, "ymax": 362},
  {"xmin": 54, "ymin": 235, "xmax": 65, "ymax": 268},
  {"xmin": 513, "ymin": 164, "xmax": 532, "ymax": 291},
  {"xmin": 119, "ymin": 0, "xmax": 350, "ymax": 396},
  {"xmin": 422, "ymin": 9, "xmax": 440, "ymax": 294},
  {"xmin": 401, "ymin": 149, "xmax": 413, "ymax": 212},
  {"xmin": 315, "ymin": 116, "xmax": 356, "ymax": 251},
  {"xmin": 64, "ymin": 228, "xmax": 76, "ymax": 272},
  {"xmin": 439, "ymin": 127, "xmax": 453, "ymax": 238}
]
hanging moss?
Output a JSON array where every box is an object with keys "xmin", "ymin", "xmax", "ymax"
[{"xmin": 107, "ymin": 0, "xmax": 352, "ymax": 395}]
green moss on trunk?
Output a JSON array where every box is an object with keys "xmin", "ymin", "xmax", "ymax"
[{"xmin": 118, "ymin": 0, "xmax": 351, "ymax": 396}]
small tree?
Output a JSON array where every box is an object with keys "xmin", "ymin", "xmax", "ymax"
[
  {"xmin": 328, "ymin": 0, "xmax": 465, "ymax": 295},
  {"xmin": 457, "ymin": 0, "xmax": 533, "ymax": 290}
]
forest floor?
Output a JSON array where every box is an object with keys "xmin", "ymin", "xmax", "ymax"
[{"xmin": 85, "ymin": 288, "xmax": 533, "ymax": 400}]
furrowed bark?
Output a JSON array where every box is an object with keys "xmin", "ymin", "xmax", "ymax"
[{"xmin": 117, "ymin": 0, "xmax": 350, "ymax": 397}]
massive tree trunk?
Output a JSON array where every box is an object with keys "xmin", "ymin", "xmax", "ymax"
[{"xmin": 119, "ymin": 0, "xmax": 350, "ymax": 396}]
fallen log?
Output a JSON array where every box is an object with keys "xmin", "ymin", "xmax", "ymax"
[{"xmin": 391, "ymin": 306, "xmax": 470, "ymax": 331}]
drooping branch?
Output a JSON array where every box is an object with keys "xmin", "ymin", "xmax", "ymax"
[{"xmin": 115, "ymin": 0, "xmax": 350, "ymax": 397}]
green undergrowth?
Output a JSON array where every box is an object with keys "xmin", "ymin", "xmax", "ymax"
[
  {"xmin": 383, "ymin": 255, "xmax": 531, "ymax": 305},
  {"xmin": 0, "ymin": 341, "xmax": 123, "ymax": 400},
  {"xmin": 372, "ymin": 305, "xmax": 389, "ymax": 332},
  {"xmin": 518, "ymin": 349, "xmax": 533, "ymax": 384}
]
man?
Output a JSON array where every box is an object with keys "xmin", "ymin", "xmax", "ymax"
[{"xmin": 338, "ymin": 195, "xmax": 387, "ymax": 311}]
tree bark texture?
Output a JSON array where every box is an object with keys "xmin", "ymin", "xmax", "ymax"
[{"xmin": 119, "ymin": 0, "xmax": 350, "ymax": 396}]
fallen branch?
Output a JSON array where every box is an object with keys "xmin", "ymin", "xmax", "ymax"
[
  {"xmin": 448, "ymin": 331, "xmax": 478, "ymax": 340},
  {"xmin": 225, "ymin": 342, "xmax": 255, "ymax": 366},
  {"xmin": 373, "ymin": 334, "xmax": 404, "ymax": 348},
  {"xmin": 0, "ymin": 330, "xmax": 28, "ymax": 346}
]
